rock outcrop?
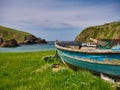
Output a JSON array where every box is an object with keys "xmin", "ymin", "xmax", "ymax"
[
  {"xmin": 19, "ymin": 35, "xmax": 47, "ymax": 44},
  {"xmin": 0, "ymin": 38, "xmax": 3, "ymax": 45},
  {"xmin": 0, "ymin": 36, "xmax": 47, "ymax": 47},
  {"xmin": 0, "ymin": 26, "xmax": 48, "ymax": 47},
  {"xmin": 1, "ymin": 39, "xmax": 19, "ymax": 47},
  {"xmin": 35, "ymin": 38, "xmax": 47, "ymax": 44}
]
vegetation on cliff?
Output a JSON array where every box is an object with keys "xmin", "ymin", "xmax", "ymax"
[
  {"xmin": 0, "ymin": 26, "xmax": 47, "ymax": 47},
  {"xmin": 75, "ymin": 22, "xmax": 120, "ymax": 43},
  {"xmin": 0, "ymin": 26, "xmax": 31, "ymax": 42}
]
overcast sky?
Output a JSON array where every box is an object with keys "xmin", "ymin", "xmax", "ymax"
[{"xmin": 0, "ymin": 0, "xmax": 120, "ymax": 41}]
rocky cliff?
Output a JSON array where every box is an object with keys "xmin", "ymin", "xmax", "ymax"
[
  {"xmin": 0, "ymin": 26, "xmax": 47, "ymax": 47},
  {"xmin": 75, "ymin": 22, "xmax": 120, "ymax": 43}
]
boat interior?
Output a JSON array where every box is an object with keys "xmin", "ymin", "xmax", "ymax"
[{"xmin": 55, "ymin": 41, "xmax": 120, "ymax": 65}]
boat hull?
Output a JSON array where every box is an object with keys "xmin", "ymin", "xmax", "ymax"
[{"xmin": 57, "ymin": 49, "xmax": 120, "ymax": 77}]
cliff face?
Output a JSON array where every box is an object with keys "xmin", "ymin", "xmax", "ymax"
[
  {"xmin": 75, "ymin": 22, "xmax": 120, "ymax": 43},
  {"xmin": 0, "ymin": 26, "xmax": 47, "ymax": 47}
]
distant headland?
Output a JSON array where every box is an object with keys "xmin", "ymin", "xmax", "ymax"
[
  {"xmin": 75, "ymin": 22, "xmax": 120, "ymax": 43},
  {"xmin": 0, "ymin": 26, "xmax": 47, "ymax": 47}
]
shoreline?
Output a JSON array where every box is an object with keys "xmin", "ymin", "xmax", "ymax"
[
  {"xmin": 0, "ymin": 50, "xmax": 55, "ymax": 53},
  {"xmin": 0, "ymin": 42, "xmax": 55, "ymax": 52}
]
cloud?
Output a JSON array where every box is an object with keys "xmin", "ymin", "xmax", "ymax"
[
  {"xmin": 20, "ymin": 21, "xmax": 33, "ymax": 24},
  {"xmin": 0, "ymin": 1, "xmax": 119, "ymax": 26},
  {"xmin": 59, "ymin": 23, "xmax": 73, "ymax": 27},
  {"xmin": 0, "ymin": 0, "xmax": 120, "ymax": 40}
]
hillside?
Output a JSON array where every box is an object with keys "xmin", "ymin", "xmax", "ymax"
[
  {"xmin": 0, "ymin": 26, "xmax": 32, "ymax": 42},
  {"xmin": 75, "ymin": 22, "xmax": 120, "ymax": 43},
  {"xmin": 0, "ymin": 26, "xmax": 47, "ymax": 47}
]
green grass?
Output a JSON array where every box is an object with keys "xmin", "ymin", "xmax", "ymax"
[
  {"xmin": 0, "ymin": 51, "xmax": 115, "ymax": 90},
  {"xmin": 75, "ymin": 21, "xmax": 120, "ymax": 42},
  {"xmin": 0, "ymin": 26, "xmax": 31, "ymax": 41}
]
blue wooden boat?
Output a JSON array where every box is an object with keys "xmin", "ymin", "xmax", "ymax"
[{"xmin": 55, "ymin": 41, "xmax": 120, "ymax": 78}]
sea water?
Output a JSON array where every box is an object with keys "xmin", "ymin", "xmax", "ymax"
[{"xmin": 0, "ymin": 41, "xmax": 55, "ymax": 52}]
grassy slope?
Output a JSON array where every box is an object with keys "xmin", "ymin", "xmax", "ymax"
[
  {"xmin": 75, "ymin": 22, "xmax": 120, "ymax": 42},
  {"xmin": 0, "ymin": 51, "xmax": 115, "ymax": 90},
  {"xmin": 0, "ymin": 26, "xmax": 32, "ymax": 41}
]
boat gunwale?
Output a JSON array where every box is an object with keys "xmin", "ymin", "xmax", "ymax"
[{"xmin": 55, "ymin": 43, "xmax": 120, "ymax": 54}]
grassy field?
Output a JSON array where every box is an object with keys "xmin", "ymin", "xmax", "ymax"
[{"xmin": 0, "ymin": 51, "xmax": 116, "ymax": 90}]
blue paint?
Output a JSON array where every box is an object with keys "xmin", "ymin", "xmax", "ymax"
[
  {"xmin": 58, "ymin": 49, "xmax": 120, "ymax": 62},
  {"xmin": 61, "ymin": 55, "xmax": 120, "ymax": 76},
  {"xmin": 57, "ymin": 48, "xmax": 120, "ymax": 77}
]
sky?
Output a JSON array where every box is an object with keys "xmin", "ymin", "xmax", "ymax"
[{"xmin": 0, "ymin": 0, "xmax": 120, "ymax": 41}]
